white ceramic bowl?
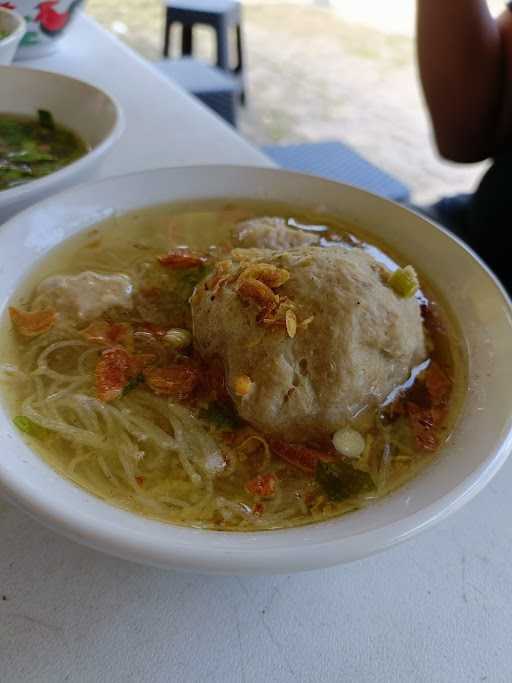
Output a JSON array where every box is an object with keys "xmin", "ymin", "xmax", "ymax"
[
  {"xmin": 6, "ymin": 0, "xmax": 85, "ymax": 60},
  {"xmin": 0, "ymin": 66, "xmax": 123, "ymax": 223},
  {"xmin": 0, "ymin": 7, "xmax": 25, "ymax": 64},
  {"xmin": 0, "ymin": 166, "xmax": 511, "ymax": 575}
]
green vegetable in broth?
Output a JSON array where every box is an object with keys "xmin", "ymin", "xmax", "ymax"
[
  {"xmin": 0, "ymin": 202, "xmax": 466, "ymax": 531},
  {"xmin": 0, "ymin": 111, "xmax": 87, "ymax": 191},
  {"xmin": 199, "ymin": 401, "xmax": 242, "ymax": 431},
  {"xmin": 13, "ymin": 415, "xmax": 44, "ymax": 437},
  {"xmin": 316, "ymin": 461, "xmax": 374, "ymax": 501}
]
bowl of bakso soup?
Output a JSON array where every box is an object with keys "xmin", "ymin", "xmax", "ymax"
[
  {"xmin": 0, "ymin": 66, "xmax": 123, "ymax": 223},
  {"xmin": 0, "ymin": 166, "xmax": 511, "ymax": 574}
]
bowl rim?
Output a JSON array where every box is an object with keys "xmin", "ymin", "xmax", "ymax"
[
  {"xmin": 0, "ymin": 65, "xmax": 124, "ymax": 206},
  {"xmin": 1, "ymin": 165, "xmax": 512, "ymax": 573},
  {"xmin": 0, "ymin": 7, "xmax": 25, "ymax": 49}
]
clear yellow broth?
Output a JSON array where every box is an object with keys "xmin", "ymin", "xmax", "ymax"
[{"xmin": 0, "ymin": 201, "xmax": 467, "ymax": 531}]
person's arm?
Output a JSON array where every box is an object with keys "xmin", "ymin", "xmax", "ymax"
[{"xmin": 417, "ymin": 1, "xmax": 512, "ymax": 162}]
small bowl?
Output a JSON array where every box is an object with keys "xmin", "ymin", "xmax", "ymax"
[
  {"xmin": 7, "ymin": 0, "xmax": 85, "ymax": 60},
  {"xmin": 0, "ymin": 7, "xmax": 25, "ymax": 64},
  {"xmin": 0, "ymin": 166, "xmax": 511, "ymax": 575},
  {"xmin": 0, "ymin": 66, "xmax": 124, "ymax": 223}
]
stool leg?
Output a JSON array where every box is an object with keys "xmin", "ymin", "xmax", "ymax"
[
  {"xmin": 235, "ymin": 24, "xmax": 246, "ymax": 104},
  {"xmin": 215, "ymin": 17, "xmax": 230, "ymax": 71},
  {"xmin": 182, "ymin": 23, "xmax": 193, "ymax": 56},
  {"xmin": 235, "ymin": 25, "xmax": 243, "ymax": 72},
  {"xmin": 163, "ymin": 12, "xmax": 172, "ymax": 58}
]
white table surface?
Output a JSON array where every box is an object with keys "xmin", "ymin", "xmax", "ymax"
[{"xmin": 2, "ymin": 14, "xmax": 512, "ymax": 683}]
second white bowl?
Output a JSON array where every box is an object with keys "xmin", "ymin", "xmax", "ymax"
[{"xmin": 0, "ymin": 65, "xmax": 123, "ymax": 223}]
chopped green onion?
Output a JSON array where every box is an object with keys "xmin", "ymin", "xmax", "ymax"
[
  {"xmin": 122, "ymin": 373, "xmax": 144, "ymax": 396},
  {"xmin": 13, "ymin": 415, "xmax": 43, "ymax": 437},
  {"xmin": 37, "ymin": 109, "xmax": 55, "ymax": 131},
  {"xmin": 389, "ymin": 265, "xmax": 419, "ymax": 298}
]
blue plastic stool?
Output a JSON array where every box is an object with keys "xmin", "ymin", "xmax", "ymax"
[
  {"xmin": 262, "ymin": 141, "xmax": 410, "ymax": 202},
  {"xmin": 156, "ymin": 57, "xmax": 238, "ymax": 126},
  {"xmin": 162, "ymin": 0, "xmax": 246, "ymax": 102}
]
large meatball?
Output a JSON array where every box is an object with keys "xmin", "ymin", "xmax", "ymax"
[
  {"xmin": 191, "ymin": 246, "xmax": 426, "ymax": 442},
  {"xmin": 233, "ymin": 217, "xmax": 319, "ymax": 250}
]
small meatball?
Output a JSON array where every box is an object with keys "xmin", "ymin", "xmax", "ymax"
[
  {"xmin": 191, "ymin": 246, "xmax": 426, "ymax": 442},
  {"xmin": 233, "ymin": 217, "xmax": 319, "ymax": 250},
  {"xmin": 37, "ymin": 271, "xmax": 133, "ymax": 321}
]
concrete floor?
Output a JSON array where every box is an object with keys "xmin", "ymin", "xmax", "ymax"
[{"xmin": 86, "ymin": 0, "xmax": 491, "ymax": 204}]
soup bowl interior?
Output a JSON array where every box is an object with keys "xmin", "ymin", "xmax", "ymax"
[
  {"xmin": 0, "ymin": 66, "xmax": 123, "ymax": 220},
  {"xmin": 0, "ymin": 166, "xmax": 511, "ymax": 574}
]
